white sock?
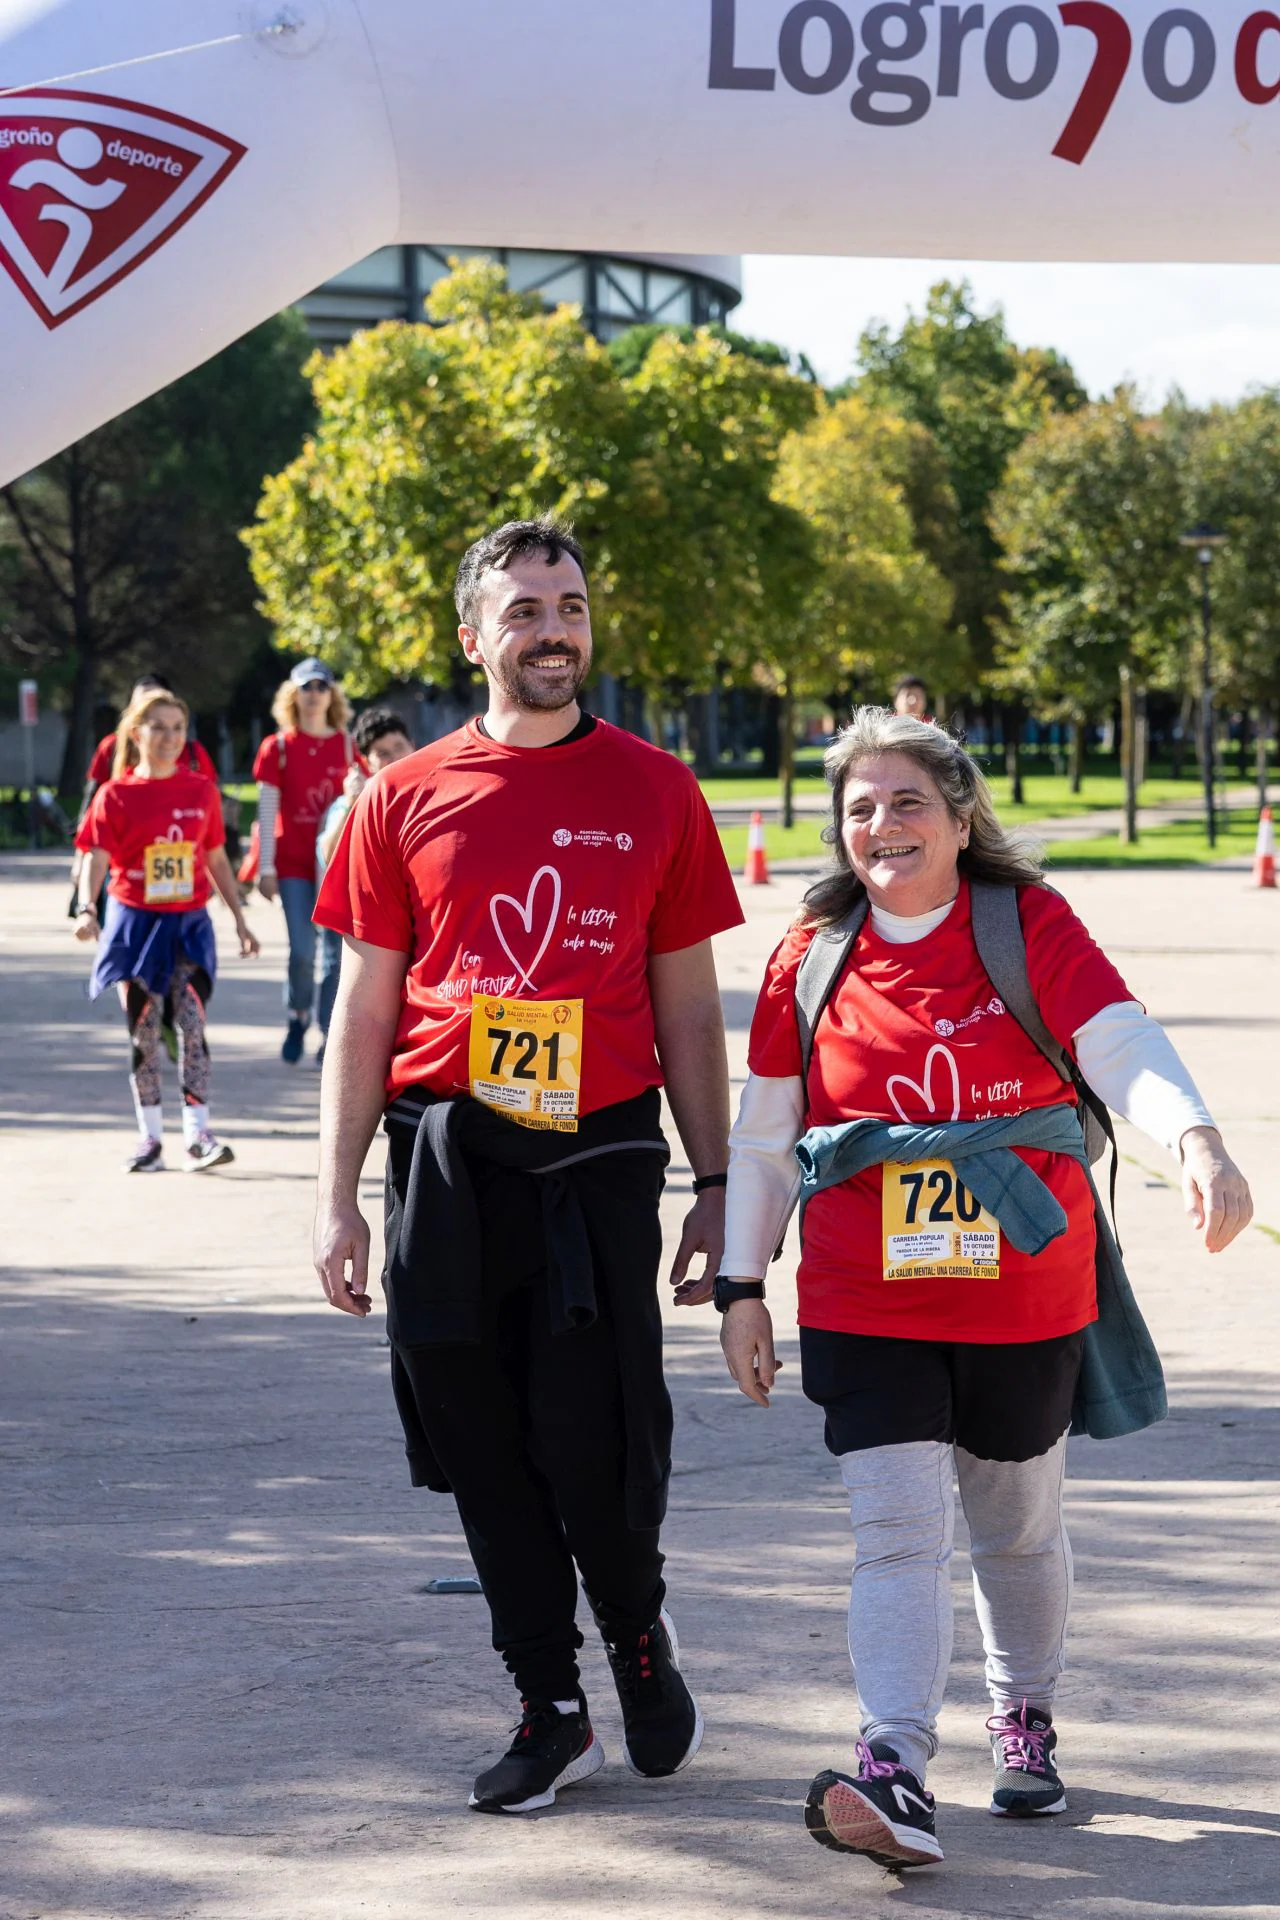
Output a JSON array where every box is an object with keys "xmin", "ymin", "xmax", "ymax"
[
  {"xmin": 553, "ymin": 1699, "xmax": 580, "ymax": 1716},
  {"xmin": 182, "ymin": 1103, "xmax": 210, "ymax": 1145},
  {"xmin": 134, "ymin": 1101, "xmax": 163, "ymax": 1142}
]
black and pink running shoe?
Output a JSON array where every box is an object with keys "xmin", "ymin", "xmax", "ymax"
[
  {"xmin": 805, "ymin": 1740, "xmax": 943, "ymax": 1866},
  {"xmin": 987, "ymin": 1701, "xmax": 1066, "ymax": 1816}
]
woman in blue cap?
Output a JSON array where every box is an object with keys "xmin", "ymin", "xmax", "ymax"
[{"xmin": 254, "ymin": 660, "xmax": 364, "ymax": 1064}]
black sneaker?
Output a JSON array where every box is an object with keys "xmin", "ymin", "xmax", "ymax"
[
  {"xmin": 468, "ymin": 1697, "xmax": 605, "ymax": 1814},
  {"xmin": 805, "ymin": 1741, "xmax": 943, "ymax": 1867},
  {"xmin": 281, "ymin": 1017, "xmax": 307, "ymax": 1064},
  {"xmin": 125, "ymin": 1136, "xmax": 164, "ymax": 1174},
  {"xmin": 987, "ymin": 1702, "xmax": 1066, "ymax": 1816},
  {"xmin": 597, "ymin": 1607, "xmax": 704, "ymax": 1778}
]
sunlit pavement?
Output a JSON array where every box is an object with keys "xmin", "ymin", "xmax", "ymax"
[{"xmin": 3, "ymin": 854, "xmax": 1278, "ymax": 1919}]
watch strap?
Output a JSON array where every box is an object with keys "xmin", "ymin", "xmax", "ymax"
[{"xmin": 713, "ymin": 1275, "xmax": 766, "ymax": 1314}]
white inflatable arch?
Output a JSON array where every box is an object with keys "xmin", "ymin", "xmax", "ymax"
[{"xmin": 2, "ymin": 0, "xmax": 1279, "ymax": 484}]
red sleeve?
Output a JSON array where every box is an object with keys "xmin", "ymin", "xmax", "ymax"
[
  {"xmin": 746, "ymin": 921, "xmax": 816, "ymax": 1077},
  {"xmin": 1020, "ymin": 885, "xmax": 1138, "ymax": 1055},
  {"xmin": 74, "ymin": 782, "xmax": 116, "ymax": 854},
  {"xmin": 86, "ymin": 736, "xmax": 115, "ymax": 785},
  {"xmin": 313, "ymin": 777, "xmax": 414, "ymax": 952},
  {"xmin": 252, "ymin": 733, "xmax": 282, "ymax": 787},
  {"xmin": 647, "ymin": 766, "xmax": 745, "ymax": 954},
  {"xmin": 201, "ymin": 782, "xmax": 225, "ymax": 852}
]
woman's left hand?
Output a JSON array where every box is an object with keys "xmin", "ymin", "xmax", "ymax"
[
  {"xmin": 1181, "ymin": 1126, "xmax": 1253, "ymax": 1252},
  {"xmin": 235, "ymin": 921, "xmax": 260, "ymax": 959}
]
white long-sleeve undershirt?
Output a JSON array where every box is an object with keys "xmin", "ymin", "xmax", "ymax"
[
  {"xmin": 722, "ymin": 897, "xmax": 1216, "ymax": 1280},
  {"xmin": 256, "ymin": 782, "xmax": 280, "ymax": 876}
]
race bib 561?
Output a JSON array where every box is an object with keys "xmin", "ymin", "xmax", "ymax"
[{"xmin": 144, "ymin": 839, "xmax": 194, "ymax": 904}]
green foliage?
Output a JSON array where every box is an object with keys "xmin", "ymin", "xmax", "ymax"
[
  {"xmin": 246, "ymin": 263, "xmax": 818, "ymax": 697},
  {"xmin": 0, "ymin": 311, "xmax": 313, "ymax": 787},
  {"xmin": 771, "ymin": 393, "xmax": 954, "ymax": 699},
  {"xmin": 992, "ymin": 392, "xmax": 1186, "ymax": 714},
  {"xmin": 856, "ymin": 281, "xmax": 1086, "ymax": 672},
  {"xmin": 1184, "ymin": 389, "xmax": 1280, "ymax": 712},
  {"xmin": 606, "ymin": 322, "xmax": 802, "ymax": 380}
]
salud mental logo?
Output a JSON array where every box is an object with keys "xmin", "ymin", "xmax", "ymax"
[{"xmin": 0, "ymin": 89, "xmax": 245, "ymax": 328}]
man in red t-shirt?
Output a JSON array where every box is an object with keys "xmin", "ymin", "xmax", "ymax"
[{"xmin": 314, "ymin": 518, "xmax": 743, "ymax": 1815}]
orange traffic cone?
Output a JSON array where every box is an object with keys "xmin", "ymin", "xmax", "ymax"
[
  {"xmin": 744, "ymin": 810, "xmax": 770, "ymax": 885},
  {"xmin": 1254, "ymin": 806, "xmax": 1276, "ymax": 888}
]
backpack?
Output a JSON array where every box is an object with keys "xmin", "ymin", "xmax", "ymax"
[{"xmin": 794, "ymin": 878, "xmax": 1118, "ymax": 1214}]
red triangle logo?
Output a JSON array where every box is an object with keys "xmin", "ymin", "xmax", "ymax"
[{"xmin": 0, "ymin": 88, "xmax": 245, "ymax": 330}]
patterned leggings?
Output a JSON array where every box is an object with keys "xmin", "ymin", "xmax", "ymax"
[{"xmin": 125, "ymin": 962, "xmax": 211, "ymax": 1110}]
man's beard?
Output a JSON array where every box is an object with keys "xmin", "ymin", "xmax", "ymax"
[{"xmin": 489, "ymin": 645, "xmax": 589, "ymax": 712}]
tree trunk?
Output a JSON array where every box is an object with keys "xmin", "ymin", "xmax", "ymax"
[
  {"xmin": 779, "ymin": 686, "xmax": 796, "ymax": 831},
  {"xmin": 1236, "ymin": 711, "xmax": 1250, "ymax": 781},
  {"xmin": 760, "ymin": 694, "xmax": 782, "ymax": 779},
  {"xmin": 1172, "ymin": 688, "xmax": 1193, "ymax": 779},
  {"xmin": 1004, "ymin": 705, "xmax": 1024, "ymax": 807},
  {"xmin": 1119, "ymin": 664, "xmax": 1138, "ymax": 846},
  {"xmin": 58, "ymin": 646, "xmax": 98, "ymax": 797},
  {"xmin": 1070, "ymin": 716, "xmax": 1085, "ymax": 794},
  {"xmin": 1258, "ymin": 706, "xmax": 1271, "ymax": 809}
]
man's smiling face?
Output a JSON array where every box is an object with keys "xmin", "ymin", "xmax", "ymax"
[{"xmin": 461, "ymin": 551, "xmax": 593, "ymax": 712}]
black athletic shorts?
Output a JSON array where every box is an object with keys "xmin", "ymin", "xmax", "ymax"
[{"xmin": 799, "ymin": 1326, "xmax": 1086, "ymax": 1464}]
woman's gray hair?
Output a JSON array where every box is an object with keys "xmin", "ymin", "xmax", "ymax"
[{"xmin": 803, "ymin": 707, "xmax": 1045, "ymax": 928}]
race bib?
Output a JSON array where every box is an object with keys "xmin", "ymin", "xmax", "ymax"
[
  {"xmin": 468, "ymin": 995, "xmax": 583, "ymax": 1133},
  {"xmin": 882, "ymin": 1160, "xmax": 1001, "ymax": 1281},
  {"xmin": 144, "ymin": 839, "xmax": 195, "ymax": 904}
]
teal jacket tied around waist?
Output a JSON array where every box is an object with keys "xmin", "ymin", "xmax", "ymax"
[{"xmin": 795, "ymin": 1107, "xmax": 1167, "ymax": 1442}]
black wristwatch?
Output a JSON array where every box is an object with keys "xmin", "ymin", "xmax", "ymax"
[{"xmin": 713, "ymin": 1276, "xmax": 766, "ymax": 1314}]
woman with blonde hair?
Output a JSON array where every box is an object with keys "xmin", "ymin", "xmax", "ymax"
[
  {"xmin": 717, "ymin": 708, "xmax": 1252, "ymax": 1868},
  {"xmin": 253, "ymin": 659, "xmax": 362, "ymax": 1064},
  {"xmin": 74, "ymin": 689, "xmax": 259, "ymax": 1172}
]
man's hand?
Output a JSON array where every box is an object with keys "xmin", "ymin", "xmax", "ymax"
[
  {"xmin": 234, "ymin": 919, "xmax": 260, "ymax": 958},
  {"xmin": 670, "ymin": 1187, "xmax": 725, "ymax": 1307},
  {"xmin": 258, "ymin": 873, "xmax": 279, "ymax": 903},
  {"xmin": 1181, "ymin": 1126, "xmax": 1253, "ymax": 1253},
  {"xmin": 720, "ymin": 1298, "xmax": 780, "ymax": 1407},
  {"xmin": 314, "ymin": 1200, "xmax": 372, "ymax": 1316}
]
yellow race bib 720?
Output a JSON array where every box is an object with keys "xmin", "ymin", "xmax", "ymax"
[{"xmin": 882, "ymin": 1160, "xmax": 1001, "ymax": 1281}]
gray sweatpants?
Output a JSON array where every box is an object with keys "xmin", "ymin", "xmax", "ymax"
[{"xmin": 839, "ymin": 1434, "xmax": 1072, "ymax": 1784}]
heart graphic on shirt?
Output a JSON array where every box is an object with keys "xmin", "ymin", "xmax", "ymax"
[
  {"xmin": 886, "ymin": 1044, "xmax": 961, "ymax": 1125},
  {"xmin": 489, "ymin": 865, "xmax": 562, "ymax": 995}
]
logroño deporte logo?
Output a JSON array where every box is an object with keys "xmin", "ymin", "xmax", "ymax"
[{"xmin": 0, "ymin": 88, "xmax": 244, "ymax": 329}]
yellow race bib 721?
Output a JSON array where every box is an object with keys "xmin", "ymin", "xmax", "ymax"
[{"xmin": 468, "ymin": 995, "xmax": 583, "ymax": 1132}]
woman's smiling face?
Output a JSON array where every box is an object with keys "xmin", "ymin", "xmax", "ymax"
[{"xmin": 840, "ymin": 751, "xmax": 968, "ymax": 916}]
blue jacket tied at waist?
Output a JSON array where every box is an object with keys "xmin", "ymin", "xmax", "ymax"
[{"xmin": 794, "ymin": 1106, "xmax": 1167, "ymax": 1442}]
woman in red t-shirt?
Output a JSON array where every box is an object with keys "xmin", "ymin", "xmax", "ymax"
[
  {"xmin": 253, "ymin": 659, "xmax": 360, "ymax": 1066},
  {"xmin": 74, "ymin": 690, "xmax": 259, "ymax": 1173},
  {"xmin": 719, "ymin": 710, "xmax": 1253, "ymax": 1869}
]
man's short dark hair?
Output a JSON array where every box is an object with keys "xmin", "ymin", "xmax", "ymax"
[
  {"xmin": 894, "ymin": 675, "xmax": 929, "ymax": 697},
  {"xmin": 353, "ymin": 705, "xmax": 412, "ymax": 757},
  {"xmin": 454, "ymin": 518, "xmax": 588, "ymax": 629}
]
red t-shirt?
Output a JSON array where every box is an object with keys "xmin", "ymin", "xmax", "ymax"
[
  {"xmin": 315, "ymin": 718, "xmax": 745, "ymax": 1107},
  {"xmin": 748, "ymin": 881, "xmax": 1134, "ymax": 1344},
  {"xmin": 75, "ymin": 771, "xmax": 224, "ymax": 911},
  {"xmin": 86, "ymin": 733, "xmax": 217, "ymax": 786},
  {"xmin": 253, "ymin": 730, "xmax": 358, "ymax": 881}
]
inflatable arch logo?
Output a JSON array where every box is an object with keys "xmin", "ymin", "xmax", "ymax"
[
  {"xmin": 710, "ymin": 1, "xmax": 1280, "ymax": 164},
  {"xmin": 0, "ymin": 89, "xmax": 244, "ymax": 329}
]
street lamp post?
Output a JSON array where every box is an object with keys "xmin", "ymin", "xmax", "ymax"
[{"xmin": 1179, "ymin": 524, "xmax": 1228, "ymax": 849}]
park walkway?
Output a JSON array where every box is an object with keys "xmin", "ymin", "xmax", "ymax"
[{"xmin": 2, "ymin": 856, "xmax": 1279, "ymax": 1919}]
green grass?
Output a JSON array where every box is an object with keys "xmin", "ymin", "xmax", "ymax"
[
  {"xmin": 701, "ymin": 766, "xmax": 1232, "ymax": 825},
  {"xmin": 1043, "ymin": 811, "xmax": 1261, "ymax": 869},
  {"xmin": 718, "ymin": 808, "xmax": 1261, "ymax": 871}
]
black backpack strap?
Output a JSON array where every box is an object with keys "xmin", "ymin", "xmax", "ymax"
[{"xmin": 794, "ymin": 896, "xmax": 870, "ymax": 1089}]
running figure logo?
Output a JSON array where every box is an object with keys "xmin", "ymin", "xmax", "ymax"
[{"xmin": 0, "ymin": 88, "xmax": 245, "ymax": 328}]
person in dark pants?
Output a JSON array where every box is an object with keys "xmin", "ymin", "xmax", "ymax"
[{"xmin": 312, "ymin": 517, "xmax": 744, "ymax": 1814}]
